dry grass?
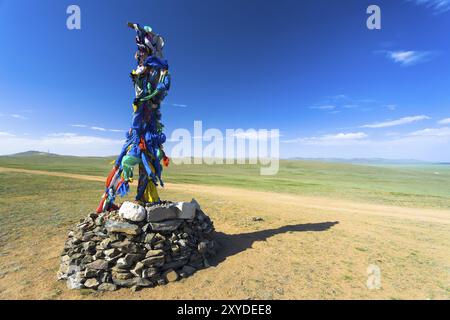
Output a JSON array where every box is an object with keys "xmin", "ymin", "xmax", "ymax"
[{"xmin": 0, "ymin": 169, "xmax": 449, "ymax": 300}]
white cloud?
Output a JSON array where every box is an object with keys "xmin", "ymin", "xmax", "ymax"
[
  {"xmin": 281, "ymin": 133, "xmax": 450, "ymax": 162},
  {"xmin": 343, "ymin": 104, "xmax": 359, "ymax": 109},
  {"xmin": 438, "ymin": 118, "xmax": 450, "ymax": 125},
  {"xmin": 361, "ymin": 115, "xmax": 430, "ymax": 128},
  {"xmin": 0, "ymin": 113, "xmax": 28, "ymax": 120},
  {"xmin": 408, "ymin": 0, "xmax": 450, "ymax": 14},
  {"xmin": 309, "ymin": 105, "xmax": 336, "ymax": 110},
  {"xmin": 324, "ymin": 132, "xmax": 368, "ymax": 140},
  {"xmin": 283, "ymin": 132, "xmax": 368, "ymax": 145},
  {"xmin": 0, "ymin": 134, "xmax": 124, "ymax": 156},
  {"xmin": 10, "ymin": 114, "xmax": 28, "ymax": 119},
  {"xmin": 0, "ymin": 131, "xmax": 15, "ymax": 137},
  {"xmin": 409, "ymin": 127, "xmax": 450, "ymax": 137},
  {"xmin": 70, "ymin": 124, "xmax": 125, "ymax": 133},
  {"xmin": 385, "ymin": 132, "xmax": 401, "ymax": 137},
  {"xmin": 233, "ymin": 130, "xmax": 281, "ymax": 140},
  {"xmin": 91, "ymin": 126, "xmax": 107, "ymax": 132},
  {"xmin": 48, "ymin": 133, "xmax": 77, "ymax": 137},
  {"xmin": 384, "ymin": 104, "xmax": 397, "ymax": 111},
  {"xmin": 384, "ymin": 50, "xmax": 437, "ymax": 66},
  {"xmin": 172, "ymin": 103, "xmax": 188, "ymax": 108},
  {"xmin": 162, "ymin": 102, "xmax": 188, "ymax": 108}
]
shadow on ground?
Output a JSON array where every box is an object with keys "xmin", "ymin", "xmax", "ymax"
[{"xmin": 210, "ymin": 221, "xmax": 339, "ymax": 266}]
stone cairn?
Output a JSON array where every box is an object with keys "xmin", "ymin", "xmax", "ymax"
[{"xmin": 57, "ymin": 199, "xmax": 216, "ymax": 291}]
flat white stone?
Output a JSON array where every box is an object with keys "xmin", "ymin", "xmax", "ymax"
[{"xmin": 119, "ymin": 201, "xmax": 147, "ymax": 222}]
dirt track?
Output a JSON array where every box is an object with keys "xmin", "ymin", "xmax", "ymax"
[
  {"xmin": 1, "ymin": 167, "xmax": 449, "ymax": 300},
  {"xmin": 1, "ymin": 167, "xmax": 448, "ymax": 224}
]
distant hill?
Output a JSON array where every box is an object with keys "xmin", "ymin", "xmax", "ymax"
[
  {"xmin": 9, "ymin": 151, "xmax": 62, "ymax": 157},
  {"xmin": 2, "ymin": 151, "xmax": 447, "ymax": 166},
  {"xmin": 5, "ymin": 151, "xmax": 117, "ymax": 159},
  {"xmin": 287, "ymin": 157, "xmax": 433, "ymax": 165}
]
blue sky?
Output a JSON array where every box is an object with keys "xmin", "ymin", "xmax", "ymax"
[{"xmin": 0, "ymin": 0, "xmax": 449, "ymax": 161}]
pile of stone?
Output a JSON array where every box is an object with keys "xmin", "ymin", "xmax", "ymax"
[{"xmin": 57, "ymin": 199, "xmax": 216, "ymax": 291}]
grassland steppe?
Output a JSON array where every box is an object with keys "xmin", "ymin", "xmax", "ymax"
[{"xmin": 0, "ymin": 153, "xmax": 449, "ymax": 299}]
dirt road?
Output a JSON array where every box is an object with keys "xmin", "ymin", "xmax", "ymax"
[{"xmin": 1, "ymin": 167, "xmax": 448, "ymax": 224}]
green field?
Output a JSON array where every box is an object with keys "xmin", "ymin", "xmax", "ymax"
[{"xmin": 0, "ymin": 152, "xmax": 449, "ymax": 209}]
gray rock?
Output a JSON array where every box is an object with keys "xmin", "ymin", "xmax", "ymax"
[
  {"xmin": 109, "ymin": 233, "xmax": 125, "ymax": 242},
  {"xmin": 178, "ymin": 239, "xmax": 188, "ymax": 247},
  {"xmin": 82, "ymin": 232, "xmax": 95, "ymax": 242},
  {"xmin": 149, "ymin": 220, "xmax": 183, "ymax": 232},
  {"xmin": 131, "ymin": 262, "xmax": 145, "ymax": 277},
  {"xmin": 104, "ymin": 248, "xmax": 120, "ymax": 258},
  {"xmin": 171, "ymin": 245, "xmax": 180, "ymax": 254},
  {"xmin": 112, "ymin": 270, "xmax": 133, "ymax": 280},
  {"xmin": 136, "ymin": 277, "xmax": 153, "ymax": 287},
  {"xmin": 116, "ymin": 253, "xmax": 144, "ymax": 269},
  {"xmin": 198, "ymin": 241, "xmax": 208, "ymax": 254},
  {"xmin": 182, "ymin": 265, "xmax": 197, "ymax": 276},
  {"xmin": 84, "ymin": 269, "xmax": 98, "ymax": 278},
  {"xmin": 81, "ymin": 255, "xmax": 93, "ymax": 265},
  {"xmin": 100, "ymin": 272, "xmax": 112, "ymax": 284},
  {"xmin": 113, "ymin": 277, "xmax": 153, "ymax": 288},
  {"xmin": 146, "ymin": 203, "xmax": 178, "ymax": 222},
  {"xmin": 89, "ymin": 213, "xmax": 98, "ymax": 220},
  {"xmin": 84, "ymin": 278, "xmax": 100, "ymax": 289},
  {"xmin": 99, "ymin": 238, "xmax": 112, "ymax": 249},
  {"xmin": 98, "ymin": 283, "xmax": 117, "ymax": 291},
  {"xmin": 111, "ymin": 240, "xmax": 141, "ymax": 253},
  {"xmin": 174, "ymin": 201, "xmax": 197, "ymax": 220},
  {"xmin": 70, "ymin": 253, "xmax": 84, "ymax": 265},
  {"xmin": 105, "ymin": 253, "xmax": 123, "ymax": 264},
  {"xmin": 164, "ymin": 269, "xmax": 179, "ymax": 282},
  {"xmin": 143, "ymin": 233, "xmax": 156, "ymax": 244},
  {"xmin": 93, "ymin": 251, "xmax": 105, "ymax": 260},
  {"xmin": 57, "ymin": 263, "xmax": 70, "ymax": 280},
  {"xmin": 66, "ymin": 270, "xmax": 84, "ymax": 290},
  {"xmin": 142, "ymin": 268, "xmax": 158, "ymax": 279},
  {"xmin": 61, "ymin": 255, "xmax": 71, "ymax": 264},
  {"xmin": 142, "ymin": 255, "xmax": 165, "ymax": 267},
  {"xmin": 86, "ymin": 259, "xmax": 109, "ymax": 270},
  {"xmin": 197, "ymin": 210, "xmax": 207, "ymax": 222},
  {"xmin": 105, "ymin": 220, "xmax": 140, "ymax": 235},
  {"xmin": 145, "ymin": 249, "xmax": 164, "ymax": 258},
  {"xmin": 76, "ymin": 222, "xmax": 89, "ymax": 232},
  {"xmin": 161, "ymin": 258, "xmax": 188, "ymax": 271},
  {"xmin": 112, "ymin": 277, "xmax": 138, "ymax": 288},
  {"xmin": 153, "ymin": 242, "xmax": 165, "ymax": 250},
  {"xmin": 190, "ymin": 198, "xmax": 201, "ymax": 211}
]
